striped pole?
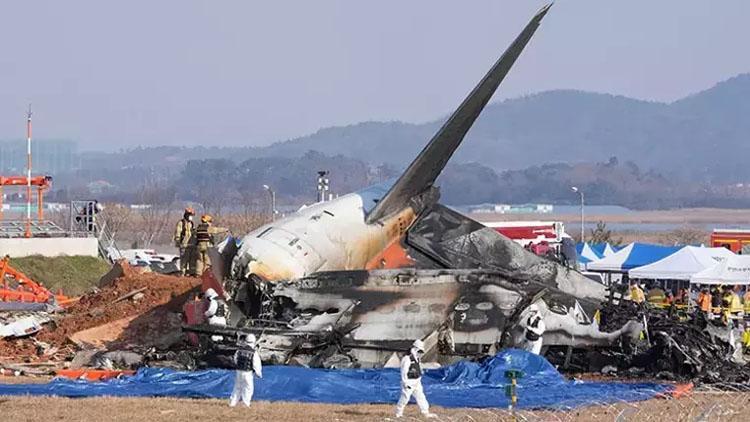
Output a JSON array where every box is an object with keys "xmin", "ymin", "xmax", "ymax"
[{"xmin": 24, "ymin": 105, "xmax": 32, "ymax": 238}]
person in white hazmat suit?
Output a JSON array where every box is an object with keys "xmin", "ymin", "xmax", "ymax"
[
  {"xmin": 204, "ymin": 288, "xmax": 228, "ymax": 326},
  {"xmin": 523, "ymin": 304, "xmax": 546, "ymax": 355},
  {"xmin": 229, "ymin": 333, "xmax": 262, "ymax": 407},
  {"xmin": 395, "ymin": 339, "xmax": 437, "ymax": 418},
  {"xmin": 204, "ymin": 288, "xmax": 228, "ymax": 342}
]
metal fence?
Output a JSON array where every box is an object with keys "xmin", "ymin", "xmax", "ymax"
[{"xmin": 387, "ymin": 384, "xmax": 750, "ymax": 421}]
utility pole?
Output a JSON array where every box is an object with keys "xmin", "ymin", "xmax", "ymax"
[
  {"xmin": 571, "ymin": 186, "xmax": 584, "ymax": 243},
  {"xmin": 263, "ymin": 184, "xmax": 276, "ymax": 221},
  {"xmin": 24, "ymin": 105, "xmax": 33, "ymax": 238},
  {"xmin": 317, "ymin": 171, "xmax": 329, "ymax": 203}
]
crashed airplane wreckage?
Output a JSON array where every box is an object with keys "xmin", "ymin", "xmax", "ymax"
[{"xmin": 183, "ymin": 4, "xmax": 642, "ymax": 368}]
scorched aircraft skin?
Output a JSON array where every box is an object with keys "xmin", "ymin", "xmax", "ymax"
[
  {"xmin": 188, "ymin": 4, "xmax": 643, "ymax": 367},
  {"xmin": 227, "ymin": 3, "xmax": 552, "ymax": 286}
]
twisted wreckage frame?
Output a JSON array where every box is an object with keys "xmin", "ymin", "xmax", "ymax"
[{"xmin": 183, "ymin": 5, "xmax": 716, "ymax": 376}]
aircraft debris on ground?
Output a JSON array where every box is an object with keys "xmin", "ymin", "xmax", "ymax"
[{"xmin": 182, "ymin": 4, "xmax": 645, "ymax": 370}]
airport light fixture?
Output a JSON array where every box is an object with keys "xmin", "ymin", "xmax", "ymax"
[
  {"xmin": 263, "ymin": 184, "xmax": 277, "ymax": 222},
  {"xmin": 571, "ymin": 186, "xmax": 584, "ymax": 242}
]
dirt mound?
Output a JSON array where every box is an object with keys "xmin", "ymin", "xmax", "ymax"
[{"xmin": 1, "ymin": 262, "xmax": 200, "ymax": 363}]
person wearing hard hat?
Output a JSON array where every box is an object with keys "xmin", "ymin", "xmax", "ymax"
[
  {"xmin": 229, "ymin": 333, "xmax": 262, "ymax": 407},
  {"xmin": 729, "ymin": 287, "xmax": 744, "ymax": 325},
  {"xmin": 173, "ymin": 207, "xmax": 195, "ymax": 276},
  {"xmin": 523, "ymin": 304, "xmax": 546, "ymax": 355},
  {"xmin": 697, "ymin": 287, "xmax": 712, "ymax": 316},
  {"xmin": 194, "ymin": 214, "xmax": 229, "ymax": 276},
  {"xmin": 395, "ymin": 339, "xmax": 436, "ymax": 419},
  {"xmin": 629, "ymin": 281, "xmax": 645, "ymax": 304}
]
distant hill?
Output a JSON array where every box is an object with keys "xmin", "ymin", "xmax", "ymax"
[
  {"xmin": 252, "ymin": 73, "xmax": 750, "ymax": 183},
  {"xmin": 52, "ymin": 73, "xmax": 750, "ymax": 208}
]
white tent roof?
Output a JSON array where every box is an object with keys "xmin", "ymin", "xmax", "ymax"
[
  {"xmin": 587, "ymin": 243, "xmax": 682, "ymax": 272},
  {"xmin": 690, "ymin": 254, "xmax": 750, "ymax": 285},
  {"xmin": 629, "ymin": 246, "xmax": 735, "ymax": 280},
  {"xmin": 579, "ymin": 243, "xmax": 601, "ymax": 262},
  {"xmin": 603, "ymin": 243, "xmax": 617, "ymax": 257}
]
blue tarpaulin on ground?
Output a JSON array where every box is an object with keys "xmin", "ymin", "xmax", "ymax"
[{"xmin": 0, "ymin": 350, "xmax": 668, "ymax": 409}]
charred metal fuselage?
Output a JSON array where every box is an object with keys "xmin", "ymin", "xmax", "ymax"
[
  {"xmin": 183, "ymin": 5, "xmax": 642, "ymax": 368},
  {"xmin": 189, "ymin": 268, "xmax": 640, "ymax": 367}
]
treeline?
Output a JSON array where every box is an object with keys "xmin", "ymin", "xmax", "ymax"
[{"xmin": 44, "ymin": 151, "xmax": 750, "ymax": 211}]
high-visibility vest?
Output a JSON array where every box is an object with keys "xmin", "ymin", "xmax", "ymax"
[
  {"xmin": 698, "ymin": 293, "xmax": 711, "ymax": 312},
  {"xmin": 630, "ymin": 286, "xmax": 645, "ymax": 303},
  {"xmin": 647, "ymin": 289, "xmax": 666, "ymax": 304},
  {"xmin": 196, "ymin": 222, "xmax": 212, "ymax": 243},
  {"xmin": 730, "ymin": 293, "xmax": 743, "ymax": 313}
]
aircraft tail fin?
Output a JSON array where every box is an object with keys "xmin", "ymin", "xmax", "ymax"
[{"xmin": 366, "ymin": 4, "xmax": 552, "ymax": 223}]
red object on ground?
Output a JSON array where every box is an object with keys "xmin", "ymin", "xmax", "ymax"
[
  {"xmin": 0, "ymin": 256, "xmax": 76, "ymax": 306},
  {"xmin": 656, "ymin": 383, "xmax": 694, "ymax": 399},
  {"xmin": 710, "ymin": 229, "xmax": 750, "ymax": 253},
  {"xmin": 55, "ymin": 369, "xmax": 135, "ymax": 381}
]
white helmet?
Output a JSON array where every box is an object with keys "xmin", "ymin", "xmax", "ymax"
[
  {"xmin": 242, "ymin": 333, "xmax": 257, "ymax": 347},
  {"xmin": 205, "ymin": 288, "xmax": 218, "ymax": 300},
  {"xmin": 412, "ymin": 339, "xmax": 425, "ymax": 353}
]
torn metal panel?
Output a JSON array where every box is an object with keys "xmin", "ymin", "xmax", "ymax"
[
  {"xmin": 211, "ymin": 269, "xmax": 636, "ymax": 367},
  {"xmin": 405, "ymin": 204, "xmax": 608, "ymax": 302},
  {"xmin": 0, "ymin": 313, "xmax": 50, "ymax": 338}
]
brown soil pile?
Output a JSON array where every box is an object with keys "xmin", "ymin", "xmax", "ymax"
[{"xmin": 1, "ymin": 263, "xmax": 200, "ymax": 363}]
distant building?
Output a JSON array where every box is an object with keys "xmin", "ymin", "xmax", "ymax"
[
  {"xmin": 87, "ymin": 180, "xmax": 115, "ymax": 194},
  {"xmin": 468, "ymin": 203, "xmax": 554, "ymax": 214}
]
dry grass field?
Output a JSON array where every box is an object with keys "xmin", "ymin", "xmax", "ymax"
[{"xmin": 1, "ymin": 392, "xmax": 749, "ymax": 422}]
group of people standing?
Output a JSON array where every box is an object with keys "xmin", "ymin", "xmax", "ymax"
[
  {"xmin": 173, "ymin": 207, "xmax": 229, "ymax": 277},
  {"xmin": 224, "ymin": 330, "xmax": 437, "ymax": 418},
  {"xmin": 629, "ymin": 280, "xmax": 750, "ymax": 324}
]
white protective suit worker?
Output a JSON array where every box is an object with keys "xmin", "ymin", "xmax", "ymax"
[
  {"xmin": 229, "ymin": 333, "xmax": 262, "ymax": 407},
  {"xmin": 395, "ymin": 339, "xmax": 437, "ymax": 418},
  {"xmin": 204, "ymin": 288, "xmax": 228, "ymax": 326},
  {"xmin": 523, "ymin": 304, "xmax": 546, "ymax": 355},
  {"xmin": 204, "ymin": 288, "xmax": 228, "ymax": 342}
]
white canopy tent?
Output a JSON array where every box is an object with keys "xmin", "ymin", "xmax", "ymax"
[
  {"xmin": 603, "ymin": 243, "xmax": 617, "ymax": 257},
  {"xmin": 690, "ymin": 255, "xmax": 750, "ymax": 285},
  {"xmin": 629, "ymin": 246, "xmax": 735, "ymax": 281}
]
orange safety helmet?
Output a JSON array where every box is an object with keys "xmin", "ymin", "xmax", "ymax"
[
  {"xmin": 201, "ymin": 214, "xmax": 213, "ymax": 223},
  {"xmin": 184, "ymin": 207, "xmax": 195, "ymax": 215}
]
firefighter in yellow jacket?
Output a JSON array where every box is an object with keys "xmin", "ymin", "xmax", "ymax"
[
  {"xmin": 173, "ymin": 207, "xmax": 195, "ymax": 276},
  {"xmin": 195, "ymin": 214, "xmax": 229, "ymax": 276}
]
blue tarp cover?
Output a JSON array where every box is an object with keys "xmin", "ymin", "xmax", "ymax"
[{"xmin": 0, "ymin": 350, "xmax": 668, "ymax": 409}]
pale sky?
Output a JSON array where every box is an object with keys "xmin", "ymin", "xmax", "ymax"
[{"xmin": 0, "ymin": 0, "xmax": 748, "ymax": 150}]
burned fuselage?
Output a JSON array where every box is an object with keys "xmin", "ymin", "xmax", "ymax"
[
  {"xmin": 183, "ymin": 5, "xmax": 642, "ymax": 368},
  {"xmin": 211, "ymin": 268, "xmax": 639, "ymax": 367}
]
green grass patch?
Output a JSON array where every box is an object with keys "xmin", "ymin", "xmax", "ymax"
[{"xmin": 7, "ymin": 256, "xmax": 112, "ymax": 297}]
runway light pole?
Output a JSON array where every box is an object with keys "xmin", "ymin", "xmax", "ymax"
[
  {"xmin": 24, "ymin": 105, "xmax": 33, "ymax": 238},
  {"xmin": 263, "ymin": 184, "xmax": 276, "ymax": 222},
  {"xmin": 571, "ymin": 186, "xmax": 584, "ymax": 243}
]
